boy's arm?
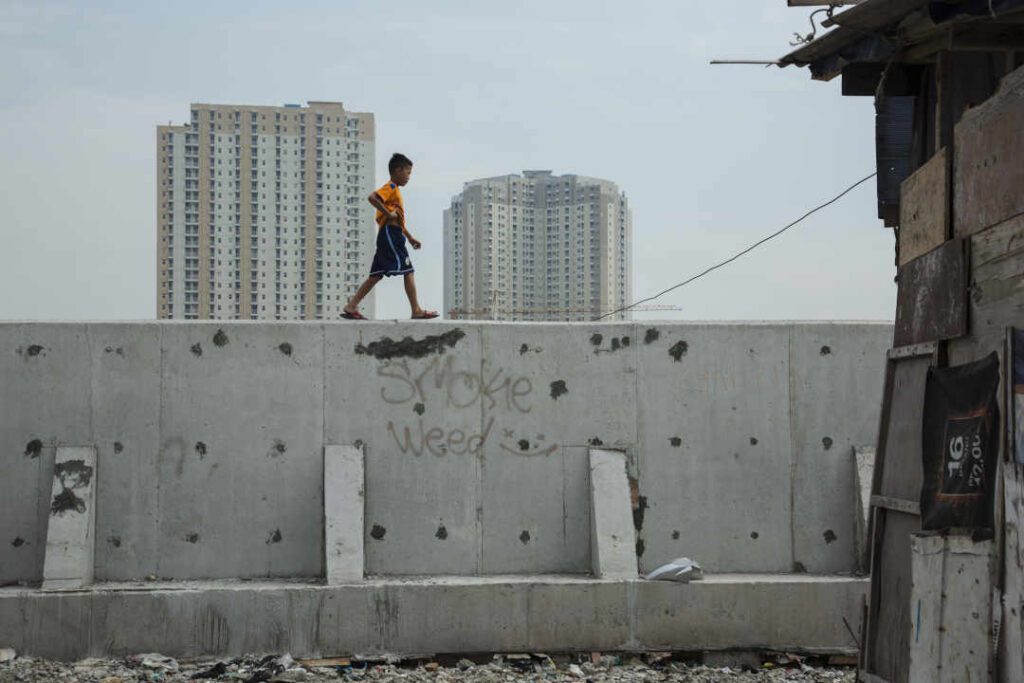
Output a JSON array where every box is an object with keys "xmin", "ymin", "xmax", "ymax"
[
  {"xmin": 403, "ymin": 227, "xmax": 421, "ymax": 249},
  {"xmin": 366, "ymin": 192, "xmax": 397, "ymax": 220}
]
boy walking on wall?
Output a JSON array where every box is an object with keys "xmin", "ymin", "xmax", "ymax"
[{"xmin": 342, "ymin": 153, "xmax": 438, "ymax": 320}]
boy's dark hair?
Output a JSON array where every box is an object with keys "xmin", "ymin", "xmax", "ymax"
[{"xmin": 388, "ymin": 153, "xmax": 413, "ymax": 174}]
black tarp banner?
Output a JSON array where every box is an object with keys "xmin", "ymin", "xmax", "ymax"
[
  {"xmin": 921, "ymin": 352, "xmax": 1001, "ymax": 531},
  {"xmin": 1014, "ymin": 328, "xmax": 1024, "ymax": 464}
]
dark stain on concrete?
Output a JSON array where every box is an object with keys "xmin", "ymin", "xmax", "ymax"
[
  {"xmin": 266, "ymin": 529, "xmax": 282, "ymax": 544},
  {"xmin": 820, "ymin": 345, "xmax": 832, "ymax": 356},
  {"xmin": 413, "ymin": 402, "xmax": 425, "ymax": 416},
  {"xmin": 792, "ymin": 561, "xmax": 807, "ymax": 573},
  {"xmin": 370, "ymin": 524, "xmax": 386, "ymax": 541},
  {"xmin": 213, "ymin": 329, "xmax": 229, "ymax": 347},
  {"xmin": 24, "ymin": 439, "xmax": 42, "ymax": 458},
  {"xmin": 104, "ymin": 346, "xmax": 125, "ymax": 356},
  {"xmin": 518, "ymin": 439, "xmax": 530, "ymax": 451},
  {"xmin": 590, "ymin": 333, "xmax": 603, "ymax": 346},
  {"xmin": 354, "ymin": 439, "xmax": 364, "ymax": 450},
  {"xmin": 668, "ymin": 340, "xmax": 688, "ymax": 362},
  {"xmin": 26, "ymin": 345, "xmax": 44, "ymax": 357},
  {"xmin": 12, "ymin": 536, "xmax": 25, "ymax": 548},
  {"xmin": 823, "ymin": 529, "xmax": 837, "ymax": 544},
  {"xmin": 113, "ymin": 441, "xmax": 124, "ymax": 454},
  {"xmin": 671, "ymin": 530, "xmax": 680, "ymax": 540},
  {"xmin": 611, "ymin": 337, "xmax": 621, "ymax": 351},
  {"xmin": 549, "ymin": 380, "xmax": 568, "ymax": 400},
  {"xmin": 55, "ymin": 459, "xmax": 93, "ymax": 488},
  {"xmin": 749, "ymin": 437, "xmax": 758, "ymax": 446},
  {"xmin": 822, "ymin": 436, "xmax": 834, "ymax": 450},
  {"xmin": 278, "ymin": 342, "xmax": 293, "ymax": 356},
  {"xmin": 519, "ymin": 343, "xmax": 529, "ymax": 355},
  {"xmin": 270, "ymin": 440, "xmax": 287, "ymax": 457},
  {"xmin": 644, "ymin": 328, "xmax": 660, "ymax": 345},
  {"xmin": 632, "ymin": 495, "xmax": 649, "ymax": 532},
  {"xmin": 186, "ymin": 532, "xmax": 200, "ymax": 544},
  {"xmin": 635, "ymin": 539, "xmax": 645, "ymax": 557},
  {"xmin": 589, "ymin": 437, "xmax": 604, "ymax": 446},
  {"xmin": 750, "ymin": 531, "xmax": 759, "ymax": 539},
  {"xmin": 195, "ymin": 441, "xmax": 207, "ymax": 458},
  {"xmin": 519, "ymin": 530, "xmax": 531, "ymax": 544},
  {"xmin": 435, "ymin": 525, "xmax": 448, "ymax": 540},
  {"xmin": 354, "ymin": 329, "xmax": 465, "ymax": 360},
  {"xmin": 108, "ymin": 536, "xmax": 121, "ymax": 548},
  {"xmin": 669, "ymin": 436, "xmax": 682, "ymax": 448},
  {"xmin": 191, "ymin": 343, "xmax": 203, "ymax": 357},
  {"xmin": 51, "ymin": 488, "xmax": 86, "ymax": 515}
]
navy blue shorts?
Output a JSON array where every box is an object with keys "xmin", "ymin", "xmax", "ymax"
[{"xmin": 369, "ymin": 225, "xmax": 414, "ymax": 277}]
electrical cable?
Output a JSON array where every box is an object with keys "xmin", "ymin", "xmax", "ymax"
[{"xmin": 593, "ymin": 171, "xmax": 878, "ymax": 321}]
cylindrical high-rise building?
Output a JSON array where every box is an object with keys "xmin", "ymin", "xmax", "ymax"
[
  {"xmin": 156, "ymin": 101, "xmax": 376, "ymax": 320},
  {"xmin": 443, "ymin": 170, "xmax": 632, "ymax": 322}
]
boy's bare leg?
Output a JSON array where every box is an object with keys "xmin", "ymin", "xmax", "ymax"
[
  {"xmin": 344, "ymin": 275, "xmax": 382, "ymax": 315},
  {"xmin": 403, "ymin": 273, "xmax": 423, "ymax": 316}
]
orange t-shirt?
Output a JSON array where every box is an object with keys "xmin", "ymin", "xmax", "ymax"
[{"xmin": 373, "ymin": 181, "xmax": 405, "ymax": 229}]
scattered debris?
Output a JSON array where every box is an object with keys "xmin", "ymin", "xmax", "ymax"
[
  {"xmin": 0, "ymin": 651, "xmax": 856, "ymax": 682},
  {"xmin": 645, "ymin": 557, "xmax": 704, "ymax": 582}
]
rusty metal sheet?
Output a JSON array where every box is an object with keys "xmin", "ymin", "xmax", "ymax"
[
  {"xmin": 899, "ymin": 148, "xmax": 948, "ymax": 265},
  {"xmin": 867, "ymin": 510, "xmax": 918, "ymax": 683},
  {"xmin": 893, "ymin": 238, "xmax": 968, "ymax": 346},
  {"xmin": 954, "ymin": 63, "xmax": 1024, "ymax": 237}
]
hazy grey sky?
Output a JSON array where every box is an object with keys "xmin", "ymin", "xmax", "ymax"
[{"xmin": 0, "ymin": 0, "xmax": 895, "ymax": 322}]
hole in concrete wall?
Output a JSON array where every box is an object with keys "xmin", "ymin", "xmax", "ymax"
[
  {"xmin": 668, "ymin": 341, "xmax": 688, "ymax": 362},
  {"xmin": 669, "ymin": 437, "xmax": 682, "ymax": 448},
  {"xmin": 671, "ymin": 530, "xmax": 680, "ymax": 540},
  {"xmin": 820, "ymin": 345, "xmax": 832, "ymax": 355},
  {"xmin": 185, "ymin": 532, "xmax": 200, "ymax": 544},
  {"xmin": 590, "ymin": 333, "xmax": 603, "ymax": 346},
  {"xmin": 113, "ymin": 441, "xmax": 124, "ymax": 454},
  {"xmin": 413, "ymin": 402, "xmax": 425, "ymax": 416},
  {"xmin": 107, "ymin": 536, "xmax": 121, "ymax": 548},
  {"xmin": 370, "ymin": 525, "xmax": 386, "ymax": 540},
  {"xmin": 611, "ymin": 338, "xmax": 621, "ymax": 351},
  {"xmin": 589, "ymin": 437, "xmax": 603, "ymax": 446},
  {"xmin": 749, "ymin": 437, "xmax": 758, "ymax": 446},
  {"xmin": 278, "ymin": 342, "xmax": 293, "ymax": 356},
  {"xmin": 549, "ymin": 380, "xmax": 568, "ymax": 400},
  {"xmin": 750, "ymin": 531, "xmax": 759, "ymax": 539},
  {"xmin": 823, "ymin": 529, "xmax": 837, "ymax": 544},
  {"xmin": 519, "ymin": 343, "xmax": 529, "ymax": 355},
  {"xmin": 26, "ymin": 344, "xmax": 44, "ymax": 357},
  {"xmin": 11, "ymin": 537, "xmax": 25, "ymax": 548},
  {"xmin": 519, "ymin": 530, "xmax": 531, "ymax": 544},
  {"xmin": 822, "ymin": 436, "xmax": 833, "ymax": 450},
  {"xmin": 213, "ymin": 329, "xmax": 229, "ymax": 347},
  {"xmin": 644, "ymin": 328, "xmax": 660, "ymax": 344},
  {"xmin": 354, "ymin": 329, "xmax": 466, "ymax": 360},
  {"xmin": 435, "ymin": 524, "xmax": 448, "ymax": 540},
  {"xmin": 266, "ymin": 529, "xmax": 282, "ymax": 544},
  {"xmin": 191, "ymin": 343, "xmax": 203, "ymax": 357},
  {"xmin": 195, "ymin": 442, "xmax": 207, "ymax": 458},
  {"xmin": 24, "ymin": 439, "xmax": 42, "ymax": 458},
  {"xmin": 792, "ymin": 561, "xmax": 807, "ymax": 573},
  {"xmin": 270, "ymin": 440, "xmax": 287, "ymax": 457},
  {"xmin": 518, "ymin": 439, "xmax": 530, "ymax": 451}
]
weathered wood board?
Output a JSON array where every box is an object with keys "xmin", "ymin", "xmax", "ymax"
[
  {"xmin": 954, "ymin": 64, "xmax": 1024, "ymax": 237},
  {"xmin": 899, "ymin": 148, "xmax": 948, "ymax": 265},
  {"xmin": 894, "ymin": 238, "xmax": 968, "ymax": 347}
]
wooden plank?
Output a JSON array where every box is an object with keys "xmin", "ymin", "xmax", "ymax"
[
  {"xmin": 893, "ymin": 238, "xmax": 968, "ymax": 346},
  {"xmin": 867, "ymin": 510, "xmax": 919, "ymax": 683},
  {"xmin": 878, "ymin": 356, "xmax": 931, "ymax": 502},
  {"xmin": 871, "ymin": 495, "xmax": 921, "ymax": 515},
  {"xmin": 954, "ymin": 62, "xmax": 1024, "ymax": 237},
  {"xmin": 1000, "ymin": 465, "xmax": 1024, "ymax": 683},
  {"xmin": 899, "ymin": 148, "xmax": 948, "ymax": 265},
  {"xmin": 887, "ymin": 342, "xmax": 938, "ymax": 360}
]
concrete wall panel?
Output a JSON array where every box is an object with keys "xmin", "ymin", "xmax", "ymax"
[
  {"xmin": 156, "ymin": 323, "xmax": 325, "ymax": 579},
  {"xmin": 635, "ymin": 324, "xmax": 795, "ymax": 574},
  {"xmin": 88, "ymin": 323, "xmax": 162, "ymax": 581},
  {"xmin": 0, "ymin": 324, "xmax": 92, "ymax": 585},
  {"xmin": 326, "ymin": 322, "xmax": 485, "ymax": 575},
  {"xmin": 788, "ymin": 323, "xmax": 891, "ymax": 573}
]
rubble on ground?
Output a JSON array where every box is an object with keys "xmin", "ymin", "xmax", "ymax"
[{"xmin": 0, "ymin": 650, "xmax": 855, "ymax": 683}]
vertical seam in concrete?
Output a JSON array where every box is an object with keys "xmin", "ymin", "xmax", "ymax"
[
  {"xmin": 86, "ymin": 324, "xmax": 98, "ymax": 578},
  {"xmin": 787, "ymin": 324, "xmax": 797, "ymax": 572},
  {"xmin": 155, "ymin": 323, "xmax": 165, "ymax": 578},
  {"xmin": 476, "ymin": 324, "xmax": 484, "ymax": 574},
  {"xmin": 321, "ymin": 322, "xmax": 328, "ymax": 578},
  {"xmin": 631, "ymin": 321, "xmax": 641, "ymax": 574}
]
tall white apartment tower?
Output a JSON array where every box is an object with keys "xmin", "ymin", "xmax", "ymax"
[
  {"xmin": 443, "ymin": 171, "xmax": 632, "ymax": 322},
  {"xmin": 156, "ymin": 101, "xmax": 376, "ymax": 320}
]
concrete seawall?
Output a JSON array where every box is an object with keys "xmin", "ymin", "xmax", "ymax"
[{"xmin": 1, "ymin": 320, "xmax": 891, "ymax": 585}]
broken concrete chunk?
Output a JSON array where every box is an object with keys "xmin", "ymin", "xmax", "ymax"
[
  {"xmin": 0, "ymin": 648, "xmax": 15, "ymax": 663},
  {"xmin": 644, "ymin": 556, "xmax": 704, "ymax": 582}
]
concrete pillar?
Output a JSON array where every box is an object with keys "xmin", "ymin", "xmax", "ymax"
[
  {"xmin": 588, "ymin": 448, "xmax": 638, "ymax": 579},
  {"xmin": 42, "ymin": 446, "xmax": 97, "ymax": 589},
  {"xmin": 324, "ymin": 444, "xmax": 365, "ymax": 583}
]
